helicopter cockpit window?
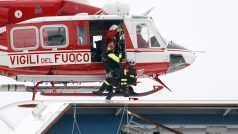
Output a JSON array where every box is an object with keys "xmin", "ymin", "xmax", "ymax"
[
  {"xmin": 167, "ymin": 41, "xmax": 188, "ymax": 50},
  {"xmin": 41, "ymin": 25, "xmax": 68, "ymax": 48},
  {"xmin": 11, "ymin": 26, "xmax": 39, "ymax": 50},
  {"xmin": 136, "ymin": 24, "xmax": 149, "ymax": 48},
  {"xmin": 77, "ymin": 26, "xmax": 87, "ymax": 45},
  {"xmin": 136, "ymin": 23, "xmax": 160, "ymax": 48}
]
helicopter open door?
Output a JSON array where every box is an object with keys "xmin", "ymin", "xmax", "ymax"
[{"xmin": 89, "ymin": 20, "xmax": 126, "ymax": 63}]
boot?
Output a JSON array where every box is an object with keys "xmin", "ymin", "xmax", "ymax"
[
  {"xmin": 92, "ymin": 83, "xmax": 108, "ymax": 96},
  {"xmin": 92, "ymin": 90, "xmax": 103, "ymax": 96},
  {"xmin": 106, "ymin": 90, "xmax": 114, "ymax": 100},
  {"xmin": 128, "ymin": 86, "xmax": 137, "ymax": 95},
  {"xmin": 120, "ymin": 86, "xmax": 130, "ymax": 97}
]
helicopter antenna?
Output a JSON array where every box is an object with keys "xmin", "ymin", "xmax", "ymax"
[{"xmin": 193, "ymin": 50, "xmax": 206, "ymax": 53}]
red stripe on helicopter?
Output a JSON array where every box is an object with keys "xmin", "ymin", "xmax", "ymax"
[
  {"xmin": 9, "ymin": 52, "xmax": 90, "ymax": 66},
  {"xmin": 127, "ymin": 48, "xmax": 165, "ymax": 52}
]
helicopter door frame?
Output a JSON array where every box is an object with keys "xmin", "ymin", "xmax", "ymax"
[
  {"xmin": 88, "ymin": 19, "xmax": 125, "ymax": 63},
  {"xmin": 73, "ymin": 20, "xmax": 91, "ymax": 64},
  {"xmin": 74, "ymin": 20, "xmax": 90, "ymax": 50}
]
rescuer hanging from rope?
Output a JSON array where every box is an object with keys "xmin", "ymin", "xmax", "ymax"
[{"xmin": 92, "ymin": 42, "xmax": 121, "ymax": 96}]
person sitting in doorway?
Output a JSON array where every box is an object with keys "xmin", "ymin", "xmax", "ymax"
[{"xmin": 104, "ymin": 24, "xmax": 123, "ymax": 44}]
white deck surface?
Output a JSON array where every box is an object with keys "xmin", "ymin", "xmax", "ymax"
[
  {"xmin": 1, "ymin": 100, "xmax": 238, "ymax": 134},
  {"xmin": 0, "ymin": 101, "xmax": 69, "ymax": 134}
]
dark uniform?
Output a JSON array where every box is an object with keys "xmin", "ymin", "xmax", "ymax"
[
  {"xmin": 105, "ymin": 64, "xmax": 127, "ymax": 100},
  {"xmin": 93, "ymin": 25, "xmax": 124, "ymax": 97},
  {"xmin": 93, "ymin": 43, "xmax": 121, "ymax": 95},
  {"xmin": 106, "ymin": 63, "xmax": 138, "ymax": 100},
  {"xmin": 126, "ymin": 65, "xmax": 137, "ymax": 95},
  {"xmin": 102, "ymin": 49, "xmax": 121, "ymax": 74},
  {"xmin": 116, "ymin": 39, "xmax": 126, "ymax": 60},
  {"xmin": 118, "ymin": 64, "xmax": 130, "ymax": 97}
]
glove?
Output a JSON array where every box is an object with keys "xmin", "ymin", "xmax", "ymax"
[{"xmin": 119, "ymin": 53, "xmax": 122, "ymax": 58}]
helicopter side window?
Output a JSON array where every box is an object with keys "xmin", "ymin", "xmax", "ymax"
[
  {"xmin": 77, "ymin": 26, "xmax": 87, "ymax": 45},
  {"xmin": 136, "ymin": 24, "xmax": 149, "ymax": 48},
  {"xmin": 136, "ymin": 23, "xmax": 160, "ymax": 48},
  {"xmin": 41, "ymin": 25, "xmax": 68, "ymax": 48},
  {"xmin": 11, "ymin": 26, "xmax": 39, "ymax": 51}
]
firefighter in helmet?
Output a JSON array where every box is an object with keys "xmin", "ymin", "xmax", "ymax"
[
  {"xmin": 105, "ymin": 24, "xmax": 125, "ymax": 61},
  {"xmin": 92, "ymin": 42, "xmax": 121, "ymax": 95},
  {"xmin": 105, "ymin": 60, "xmax": 138, "ymax": 100},
  {"xmin": 104, "ymin": 24, "xmax": 123, "ymax": 44},
  {"xmin": 126, "ymin": 60, "xmax": 137, "ymax": 95}
]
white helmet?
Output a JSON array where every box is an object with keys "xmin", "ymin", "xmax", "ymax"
[
  {"xmin": 109, "ymin": 24, "xmax": 118, "ymax": 31},
  {"xmin": 127, "ymin": 60, "xmax": 136, "ymax": 66}
]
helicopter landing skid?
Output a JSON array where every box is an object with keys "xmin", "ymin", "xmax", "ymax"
[{"xmin": 39, "ymin": 86, "xmax": 163, "ymax": 97}]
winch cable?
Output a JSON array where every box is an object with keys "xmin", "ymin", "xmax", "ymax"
[
  {"xmin": 126, "ymin": 101, "xmax": 130, "ymax": 134},
  {"xmin": 116, "ymin": 100, "xmax": 130, "ymax": 134},
  {"xmin": 71, "ymin": 103, "xmax": 82, "ymax": 134}
]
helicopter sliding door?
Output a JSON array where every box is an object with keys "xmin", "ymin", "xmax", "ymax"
[
  {"xmin": 89, "ymin": 20, "xmax": 125, "ymax": 63},
  {"xmin": 73, "ymin": 20, "xmax": 91, "ymax": 65}
]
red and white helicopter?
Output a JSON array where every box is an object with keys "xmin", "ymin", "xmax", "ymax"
[{"xmin": 0, "ymin": 0, "xmax": 196, "ymax": 100}]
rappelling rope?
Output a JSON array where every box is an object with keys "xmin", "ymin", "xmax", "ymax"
[
  {"xmin": 115, "ymin": 102, "xmax": 126, "ymax": 134},
  {"xmin": 115, "ymin": 99, "xmax": 130, "ymax": 134},
  {"xmin": 72, "ymin": 103, "xmax": 82, "ymax": 134},
  {"xmin": 126, "ymin": 100, "xmax": 130, "ymax": 134}
]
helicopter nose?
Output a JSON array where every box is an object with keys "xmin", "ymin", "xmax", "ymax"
[
  {"xmin": 184, "ymin": 51, "xmax": 197, "ymax": 66},
  {"xmin": 168, "ymin": 51, "xmax": 196, "ymax": 73},
  {"xmin": 166, "ymin": 41, "xmax": 196, "ymax": 66}
]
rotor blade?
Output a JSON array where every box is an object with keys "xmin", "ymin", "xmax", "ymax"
[
  {"xmin": 154, "ymin": 77, "xmax": 172, "ymax": 92},
  {"xmin": 193, "ymin": 50, "xmax": 206, "ymax": 53}
]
